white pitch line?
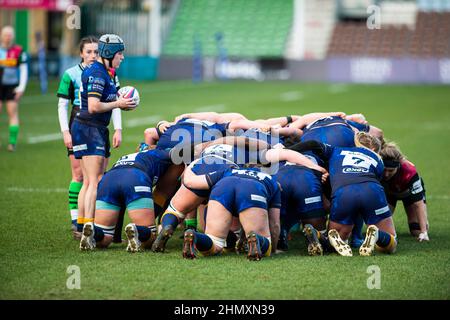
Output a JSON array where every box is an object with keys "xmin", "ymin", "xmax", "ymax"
[
  {"xmin": 27, "ymin": 133, "xmax": 62, "ymax": 144},
  {"xmin": 194, "ymin": 104, "xmax": 226, "ymax": 112},
  {"xmin": 280, "ymin": 91, "xmax": 304, "ymax": 102},
  {"xmin": 328, "ymin": 84, "xmax": 349, "ymax": 94},
  {"xmin": 125, "ymin": 115, "xmax": 162, "ymax": 128}
]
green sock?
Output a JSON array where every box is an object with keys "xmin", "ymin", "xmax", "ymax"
[
  {"xmin": 185, "ymin": 218, "xmax": 197, "ymax": 230},
  {"xmin": 69, "ymin": 181, "xmax": 83, "ymax": 224},
  {"xmin": 9, "ymin": 125, "xmax": 19, "ymax": 145}
]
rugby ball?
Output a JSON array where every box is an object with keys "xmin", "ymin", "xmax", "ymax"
[{"xmin": 118, "ymin": 86, "xmax": 140, "ymax": 108}]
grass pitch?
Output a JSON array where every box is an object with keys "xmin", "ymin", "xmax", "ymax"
[{"xmin": 0, "ymin": 80, "xmax": 449, "ymax": 299}]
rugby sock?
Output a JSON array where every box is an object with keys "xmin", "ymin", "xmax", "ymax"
[
  {"xmin": 161, "ymin": 212, "xmax": 180, "ymax": 230},
  {"xmin": 185, "ymin": 218, "xmax": 197, "ymax": 231},
  {"xmin": 351, "ymin": 216, "xmax": 364, "ymax": 245},
  {"xmin": 8, "ymin": 125, "xmax": 19, "ymax": 145},
  {"xmin": 68, "ymin": 181, "xmax": 82, "ymax": 227},
  {"xmin": 93, "ymin": 225, "xmax": 105, "ymax": 242},
  {"xmin": 318, "ymin": 229, "xmax": 334, "ymax": 253},
  {"xmin": 136, "ymin": 225, "xmax": 157, "ymax": 242},
  {"xmin": 193, "ymin": 231, "xmax": 214, "ymax": 253},
  {"xmin": 77, "ymin": 217, "xmax": 84, "ymax": 232},
  {"xmin": 376, "ymin": 230, "xmax": 397, "ymax": 254},
  {"xmin": 255, "ymin": 234, "xmax": 271, "ymax": 256}
]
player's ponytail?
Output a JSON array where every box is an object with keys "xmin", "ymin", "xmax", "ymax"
[{"xmin": 354, "ymin": 131, "xmax": 381, "ymax": 153}]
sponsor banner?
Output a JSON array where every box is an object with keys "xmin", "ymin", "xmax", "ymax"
[
  {"xmin": 328, "ymin": 57, "xmax": 450, "ymax": 84},
  {"xmin": 0, "ymin": 0, "xmax": 72, "ymax": 10}
]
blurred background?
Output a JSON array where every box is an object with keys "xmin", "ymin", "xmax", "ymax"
[{"xmin": 1, "ymin": 0, "xmax": 450, "ymax": 84}]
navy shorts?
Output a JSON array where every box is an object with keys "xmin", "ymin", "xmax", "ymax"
[
  {"xmin": 96, "ymin": 167, "xmax": 153, "ymax": 209},
  {"xmin": 71, "ymin": 119, "xmax": 111, "ymax": 159},
  {"xmin": 209, "ymin": 176, "xmax": 275, "ymax": 217},
  {"xmin": 331, "ymin": 182, "xmax": 392, "ymax": 225},
  {"xmin": 0, "ymin": 84, "xmax": 17, "ymax": 101}
]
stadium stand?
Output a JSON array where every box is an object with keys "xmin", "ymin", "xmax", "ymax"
[
  {"xmin": 327, "ymin": 11, "xmax": 450, "ymax": 57},
  {"xmin": 162, "ymin": 0, "xmax": 293, "ymax": 57}
]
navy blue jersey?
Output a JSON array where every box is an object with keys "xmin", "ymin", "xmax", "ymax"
[
  {"xmin": 301, "ymin": 116, "xmax": 369, "ymax": 148},
  {"xmin": 200, "ymin": 143, "xmax": 267, "ymax": 167},
  {"xmin": 320, "ymin": 144, "xmax": 384, "ymax": 192},
  {"xmin": 237, "ymin": 128, "xmax": 285, "ymax": 147},
  {"xmin": 157, "ymin": 118, "xmax": 229, "ymax": 151},
  {"xmin": 78, "ymin": 61, "xmax": 118, "ymax": 126},
  {"xmin": 206, "ymin": 167, "xmax": 281, "ymax": 208},
  {"xmin": 112, "ymin": 148, "xmax": 172, "ymax": 185}
]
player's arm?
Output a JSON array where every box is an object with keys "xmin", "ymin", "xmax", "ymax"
[
  {"xmin": 144, "ymin": 127, "xmax": 160, "ymax": 145},
  {"xmin": 175, "ymin": 112, "xmax": 219, "ymax": 123},
  {"xmin": 194, "ymin": 136, "xmax": 269, "ymax": 157},
  {"xmin": 264, "ymin": 148, "xmax": 328, "ymax": 177},
  {"xmin": 271, "ymin": 126, "xmax": 303, "ymax": 138},
  {"xmin": 56, "ymin": 72, "xmax": 73, "ymax": 148},
  {"xmin": 227, "ymin": 119, "xmax": 271, "ymax": 133},
  {"xmin": 111, "ymin": 108, "xmax": 122, "ymax": 148},
  {"xmin": 254, "ymin": 115, "xmax": 300, "ymax": 127},
  {"xmin": 290, "ymin": 112, "xmax": 346, "ymax": 129},
  {"xmin": 14, "ymin": 51, "xmax": 28, "ymax": 100}
]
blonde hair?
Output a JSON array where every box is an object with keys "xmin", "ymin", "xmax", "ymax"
[
  {"xmin": 354, "ymin": 131, "xmax": 381, "ymax": 153},
  {"xmin": 380, "ymin": 141, "xmax": 405, "ymax": 162}
]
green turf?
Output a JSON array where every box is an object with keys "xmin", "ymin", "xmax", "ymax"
[{"xmin": 1, "ymin": 80, "xmax": 449, "ymax": 299}]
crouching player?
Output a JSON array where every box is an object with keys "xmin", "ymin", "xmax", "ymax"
[
  {"xmin": 288, "ymin": 132, "xmax": 397, "ymax": 256},
  {"xmin": 79, "ymin": 147, "xmax": 176, "ymax": 251},
  {"xmin": 380, "ymin": 142, "xmax": 429, "ymax": 241},
  {"xmin": 182, "ymin": 165, "xmax": 281, "ymax": 261},
  {"xmin": 275, "ymin": 161, "xmax": 328, "ymax": 255}
]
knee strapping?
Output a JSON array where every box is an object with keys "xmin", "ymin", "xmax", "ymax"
[{"xmin": 206, "ymin": 233, "xmax": 226, "ymax": 250}]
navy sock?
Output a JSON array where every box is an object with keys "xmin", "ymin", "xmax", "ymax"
[
  {"xmin": 194, "ymin": 231, "xmax": 214, "ymax": 252},
  {"xmin": 161, "ymin": 213, "xmax": 179, "ymax": 229},
  {"xmin": 71, "ymin": 219, "xmax": 77, "ymax": 229},
  {"xmin": 377, "ymin": 230, "xmax": 393, "ymax": 247},
  {"xmin": 225, "ymin": 230, "xmax": 238, "ymax": 248},
  {"xmin": 136, "ymin": 225, "xmax": 156, "ymax": 242},
  {"xmin": 255, "ymin": 233, "xmax": 270, "ymax": 255},
  {"xmin": 93, "ymin": 225, "xmax": 105, "ymax": 242}
]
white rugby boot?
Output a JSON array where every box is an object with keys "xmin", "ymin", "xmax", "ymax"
[
  {"xmin": 80, "ymin": 222, "xmax": 96, "ymax": 251},
  {"xmin": 328, "ymin": 229, "xmax": 353, "ymax": 257},
  {"xmin": 359, "ymin": 225, "xmax": 379, "ymax": 256},
  {"xmin": 125, "ymin": 223, "xmax": 142, "ymax": 253}
]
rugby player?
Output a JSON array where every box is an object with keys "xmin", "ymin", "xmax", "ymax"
[
  {"xmin": 0, "ymin": 26, "xmax": 28, "ymax": 152},
  {"xmin": 73, "ymin": 34, "xmax": 135, "ymax": 250},
  {"xmin": 380, "ymin": 142, "xmax": 429, "ymax": 241},
  {"xmin": 288, "ymin": 132, "xmax": 397, "ymax": 256}
]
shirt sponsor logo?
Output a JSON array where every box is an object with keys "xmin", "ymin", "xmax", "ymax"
[
  {"xmin": 134, "ymin": 186, "xmax": 151, "ymax": 193},
  {"xmin": 251, "ymin": 194, "xmax": 267, "ymax": 204},
  {"xmin": 343, "ymin": 167, "xmax": 369, "ymax": 173}
]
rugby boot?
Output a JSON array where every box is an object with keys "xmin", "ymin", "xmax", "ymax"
[
  {"xmin": 328, "ymin": 229, "xmax": 352, "ymax": 257},
  {"xmin": 7, "ymin": 144, "xmax": 16, "ymax": 152},
  {"xmin": 246, "ymin": 231, "xmax": 262, "ymax": 261},
  {"xmin": 79, "ymin": 222, "xmax": 96, "ymax": 251},
  {"xmin": 359, "ymin": 225, "xmax": 379, "ymax": 257},
  {"xmin": 303, "ymin": 224, "xmax": 323, "ymax": 256},
  {"xmin": 151, "ymin": 224, "xmax": 174, "ymax": 252},
  {"xmin": 277, "ymin": 228, "xmax": 289, "ymax": 251},
  {"xmin": 235, "ymin": 229, "xmax": 248, "ymax": 254},
  {"xmin": 182, "ymin": 229, "xmax": 197, "ymax": 259},
  {"xmin": 125, "ymin": 223, "xmax": 142, "ymax": 253}
]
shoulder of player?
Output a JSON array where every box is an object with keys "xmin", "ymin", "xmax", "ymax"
[{"xmin": 399, "ymin": 160, "xmax": 418, "ymax": 178}]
